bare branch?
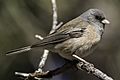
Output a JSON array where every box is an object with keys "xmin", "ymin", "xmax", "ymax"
[
  {"xmin": 73, "ymin": 54, "xmax": 114, "ymax": 80},
  {"xmin": 35, "ymin": 35, "xmax": 44, "ymax": 40},
  {"xmin": 50, "ymin": 0, "xmax": 58, "ymax": 34},
  {"xmin": 16, "ymin": 54, "xmax": 114, "ymax": 80},
  {"xmin": 15, "ymin": 72, "xmax": 29, "ymax": 77},
  {"xmin": 15, "ymin": 0, "xmax": 58, "ymax": 79},
  {"xmin": 38, "ymin": 50, "xmax": 49, "ymax": 69},
  {"xmin": 37, "ymin": 0, "xmax": 58, "ymax": 70},
  {"xmin": 36, "ymin": 0, "xmax": 58, "ymax": 72}
]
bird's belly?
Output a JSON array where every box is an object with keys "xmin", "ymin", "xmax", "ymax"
[
  {"xmin": 74, "ymin": 42, "xmax": 98, "ymax": 58},
  {"xmin": 55, "ymin": 36, "xmax": 100, "ymax": 60}
]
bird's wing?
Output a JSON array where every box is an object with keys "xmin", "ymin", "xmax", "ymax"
[
  {"xmin": 56, "ymin": 16, "xmax": 89, "ymax": 33},
  {"xmin": 5, "ymin": 18, "xmax": 88, "ymax": 55},
  {"xmin": 6, "ymin": 28, "xmax": 86, "ymax": 55},
  {"xmin": 50, "ymin": 16, "xmax": 89, "ymax": 34},
  {"xmin": 31, "ymin": 28, "xmax": 86, "ymax": 48},
  {"xmin": 32, "ymin": 17, "xmax": 89, "ymax": 48}
]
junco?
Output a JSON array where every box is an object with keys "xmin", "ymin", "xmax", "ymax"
[{"xmin": 6, "ymin": 9, "xmax": 110, "ymax": 60}]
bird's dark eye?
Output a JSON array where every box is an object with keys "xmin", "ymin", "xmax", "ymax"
[
  {"xmin": 95, "ymin": 15, "xmax": 102, "ymax": 20},
  {"xmin": 95, "ymin": 15, "xmax": 105, "ymax": 21}
]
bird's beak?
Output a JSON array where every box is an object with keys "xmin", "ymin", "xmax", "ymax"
[{"xmin": 102, "ymin": 19, "xmax": 110, "ymax": 24}]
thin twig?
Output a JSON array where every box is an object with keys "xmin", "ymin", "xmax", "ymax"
[
  {"xmin": 38, "ymin": 50, "xmax": 49, "ymax": 69},
  {"xmin": 50, "ymin": 0, "xmax": 58, "ymax": 34},
  {"xmin": 15, "ymin": 72, "xmax": 29, "ymax": 77},
  {"xmin": 34, "ymin": 35, "xmax": 49, "ymax": 71},
  {"xmin": 15, "ymin": 0, "xmax": 58, "ymax": 79},
  {"xmin": 73, "ymin": 54, "xmax": 114, "ymax": 80},
  {"xmin": 37, "ymin": 0, "xmax": 58, "ymax": 71},
  {"xmin": 35, "ymin": 35, "xmax": 44, "ymax": 40},
  {"xmin": 16, "ymin": 54, "xmax": 114, "ymax": 80}
]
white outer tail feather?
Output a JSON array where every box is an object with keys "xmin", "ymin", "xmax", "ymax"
[{"xmin": 6, "ymin": 46, "xmax": 32, "ymax": 55}]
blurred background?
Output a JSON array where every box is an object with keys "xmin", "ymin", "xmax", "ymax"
[{"xmin": 0, "ymin": 0, "xmax": 120, "ymax": 80}]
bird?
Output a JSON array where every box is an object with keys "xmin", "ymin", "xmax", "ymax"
[{"xmin": 5, "ymin": 9, "xmax": 110, "ymax": 60}]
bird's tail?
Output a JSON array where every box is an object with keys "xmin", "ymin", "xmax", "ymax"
[{"xmin": 6, "ymin": 46, "xmax": 32, "ymax": 55}]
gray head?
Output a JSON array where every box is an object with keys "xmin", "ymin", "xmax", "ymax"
[{"xmin": 80, "ymin": 9, "xmax": 110, "ymax": 35}]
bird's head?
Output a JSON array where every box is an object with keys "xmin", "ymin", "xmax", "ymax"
[
  {"xmin": 80, "ymin": 9, "xmax": 110, "ymax": 35},
  {"xmin": 81, "ymin": 9, "xmax": 110, "ymax": 26}
]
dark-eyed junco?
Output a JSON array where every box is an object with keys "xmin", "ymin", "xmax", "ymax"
[{"xmin": 6, "ymin": 9, "xmax": 110, "ymax": 60}]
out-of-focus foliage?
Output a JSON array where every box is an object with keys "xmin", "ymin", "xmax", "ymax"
[{"xmin": 0, "ymin": 0, "xmax": 120, "ymax": 80}]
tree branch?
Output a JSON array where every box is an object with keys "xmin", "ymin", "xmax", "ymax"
[
  {"xmin": 73, "ymin": 54, "xmax": 114, "ymax": 80},
  {"xmin": 50, "ymin": 0, "xmax": 58, "ymax": 34},
  {"xmin": 16, "ymin": 54, "xmax": 114, "ymax": 80},
  {"xmin": 15, "ymin": 0, "xmax": 58, "ymax": 79}
]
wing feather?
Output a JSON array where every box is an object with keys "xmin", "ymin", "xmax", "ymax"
[{"xmin": 31, "ymin": 29, "xmax": 86, "ymax": 48}]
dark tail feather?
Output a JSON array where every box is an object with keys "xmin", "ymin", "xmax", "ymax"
[{"xmin": 6, "ymin": 46, "xmax": 32, "ymax": 55}]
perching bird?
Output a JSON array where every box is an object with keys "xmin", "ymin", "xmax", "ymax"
[{"xmin": 6, "ymin": 9, "xmax": 110, "ymax": 60}]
